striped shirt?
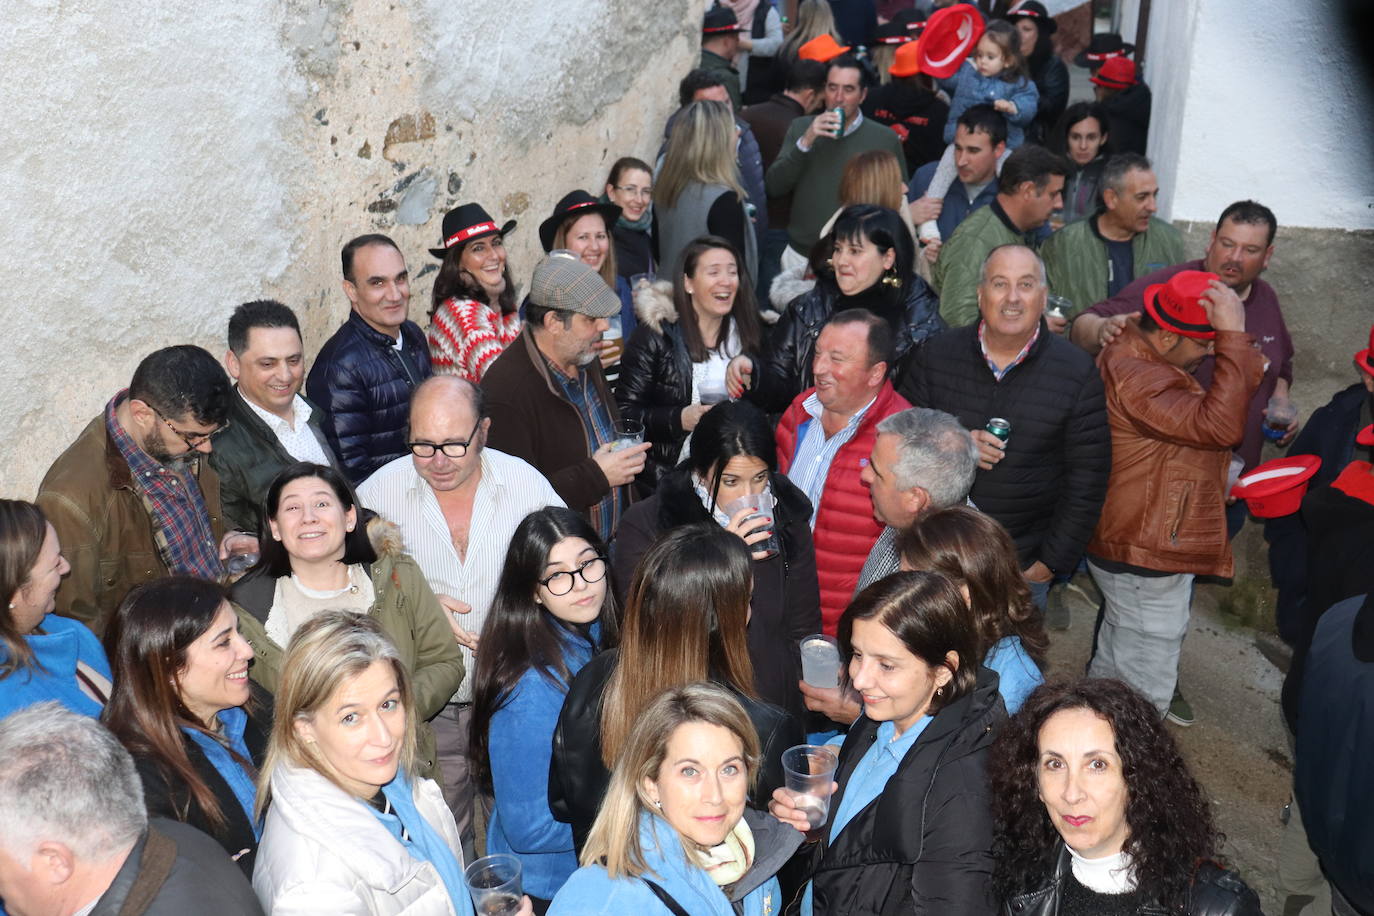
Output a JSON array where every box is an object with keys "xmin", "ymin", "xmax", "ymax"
[
  {"xmin": 978, "ymin": 320, "xmax": 1040, "ymax": 381},
  {"xmin": 786, "ymin": 392, "xmax": 877, "ymax": 529},
  {"xmin": 356, "ymin": 448, "xmax": 564, "ymax": 702}
]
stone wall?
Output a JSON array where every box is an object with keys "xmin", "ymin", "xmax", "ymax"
[{"xmin": 3, "ymin": 0, "xmax": 701, "ymax": 496}]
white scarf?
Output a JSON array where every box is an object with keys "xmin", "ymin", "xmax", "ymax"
[{"xmin": 690, "ymin": 818, "xmax": 755, "ymax": 886}]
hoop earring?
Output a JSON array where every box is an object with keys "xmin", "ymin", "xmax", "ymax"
[{"xmin": 882, "ymin": 267, "xmax": 901, "ymax": 288}]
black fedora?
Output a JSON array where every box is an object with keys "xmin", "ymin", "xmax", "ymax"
[
  {"xmin": 429, "ymin": 203, "xmax": 516, "ymax": 259},
  {"xmin": 703, "ymin": 5, "xmax": 743, "ymax": 35},
  {"xmin": 1074, "ymin": 32, "xmax": 1135, "ymax": 68},
  {"xmin": 538, "ymin": 191, "xmax": 623, "ymax": 253},
  {"xmin": 1006, "ymin": 1, "xmax": 1057, "ymax": 36}
]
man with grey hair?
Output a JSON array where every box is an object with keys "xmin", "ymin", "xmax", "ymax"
[
  {"xmin": 900, "ymin": 244, "xmax": 1110, "ymax": 615},
  {"xmin": 1041, "ymin": 153, "xmax": 1186, "ymax": 319},
  {"xmin": 0, "ymin": 702, "xmax": 262, "ymax": 916}
]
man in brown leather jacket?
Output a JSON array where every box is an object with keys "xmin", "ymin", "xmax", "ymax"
[{"xmin": 1085, "ymin": 269, "xmax": 1264, "ymax": 718}]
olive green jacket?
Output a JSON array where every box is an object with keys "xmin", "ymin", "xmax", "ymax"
[
  {"xmin": 932, "ymin": 199, "xmax": 1037, "ymax": 328},
  {"xmin": 230, "ymin": 517, "xmax": 464, "ymax": 780},
  {"xmin": 1042, "ymin": 214, "xmax": 1187, "ymax": 319}
]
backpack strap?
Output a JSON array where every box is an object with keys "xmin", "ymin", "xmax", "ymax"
[
  {"xmin": 117, "ymin": 826, "xmax": 177, "ymax": 916},
  {"xmin": 642, "ymin": 878, "xmax": 694, "ymax": 916}
]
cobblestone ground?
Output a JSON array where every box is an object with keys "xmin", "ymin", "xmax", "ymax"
[{"xmin": 1045, "ymin": 575, "xmax": 1292, "ymax": 915}]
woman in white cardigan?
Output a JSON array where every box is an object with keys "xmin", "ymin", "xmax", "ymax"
[{"xmin": 251, "ymin": 611, "xmax": 533, "ymax": 915}]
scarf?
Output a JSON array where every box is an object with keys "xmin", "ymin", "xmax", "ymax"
[
  {"xmin": 371, "ymin": 772, "xmax": 474, "ymax": 915},
  {"xmin": 599, "ymin": 192, "xmax": 652, "ymax": 233},
  {"xmin": 689, "ymin": 818, "xmax": 755, "ymax": 887},
  {"xmin": 182, "ymin": 706, "xmax": 260, "ymax": 839}
]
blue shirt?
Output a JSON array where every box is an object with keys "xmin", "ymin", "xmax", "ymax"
[
  {"xmin": 984, "ymin": 636, "xmax": 1042, "ymax": 715},
  {"xmin": 0, "ymin": 614, "xmax": 110, "ymax": 721},
  {"xmin": 802, "ymin": 715, "xmax": 932, "ymax": 916},
  {"xmin": 786, "ymin": 392, "xmax": 875, "ymax": 528}
]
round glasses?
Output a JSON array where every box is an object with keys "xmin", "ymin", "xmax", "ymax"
[{"xmin": 538, "ymin": 556, "xmax": 608, "ymax": 596}]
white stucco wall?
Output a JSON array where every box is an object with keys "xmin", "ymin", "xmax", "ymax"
[
  {"xmin": 1147, "ymin": 0, "xmax": 1374, "ymax": 229},
  {"xmin": 1, "ymin": 0, "xmax": 700, "ymax": 496}
]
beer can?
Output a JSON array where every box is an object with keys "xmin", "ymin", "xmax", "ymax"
[
  {"xmin": 985, "ymin": 417, "xmax": 1012, "ymax": 443},
  {"xmin": 832, "ymin": 106, "xmax": 846, "ymax": 135}
]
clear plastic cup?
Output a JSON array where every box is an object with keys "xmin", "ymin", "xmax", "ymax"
[
  {"xmin": 610, "ymin": 419, "xmax": 644, "ymax": 452},
  {"xmin": 782, "ymin": 745, "xmax": 839, "ymax": 839},
  {"xmin": 465, "ymin": 854, "xmax": 522, "ymax": 916},
  {"xmin": 722, "ymin": 490, "xmax": 779, "ymax": 559},
  {"xmin": 698, "ymin": 379, "xmax": 729, "ymax": 405},
  {"xmin": 800, "ymin": 634, "xmax": 841, "ymax": 688}
]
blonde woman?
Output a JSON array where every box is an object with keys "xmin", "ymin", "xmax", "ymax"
[
  {"xmin": 548, "ymin": 683, "xmax": 799, "ymax": 916},
  {"xmin": 251, "ymin": 611, "xmax": 533, "ymax": 916},
  {"xmin": 654, "ymin": 100, "xmax": 757, "ymax": 282}
]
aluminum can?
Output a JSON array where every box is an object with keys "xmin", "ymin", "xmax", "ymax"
[
  {"xmin": 832, "ymin": 106, "xmax": 845, "ymax": 135},
  {"xmin": 985, "ymin": 417, "xmax": 1012, "ymax": 444}
]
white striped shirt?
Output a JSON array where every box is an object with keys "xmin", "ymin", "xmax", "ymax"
[
  {"xmin": 356, "ymin": 448, "xmax": 565, "ymax": 702},
  {"xmin": 786, "ymin": 392, "xmax": 876, "ymax": 529}
]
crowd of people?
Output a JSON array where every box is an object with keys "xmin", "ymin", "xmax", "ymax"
[{"xmin": 1, "ymin": 2, "xmax": 1370, "ymax": 916}]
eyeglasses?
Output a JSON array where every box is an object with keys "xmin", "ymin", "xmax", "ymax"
[
  {"xmin": 538, "ymin": 556, "xmax": 608, "ymax": 596},
  {"xmin": 148, "ymin": 404, "xmax": 229, "ymax": 449},
  {"xmin": 408, "ymin": 417, "xmax": 483, "ymax": 459},
  {"xmin": 612, "ymin": 185, "xmax": 652, "ymax": 199}
]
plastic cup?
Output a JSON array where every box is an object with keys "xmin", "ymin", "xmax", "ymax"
[
  {"xmin": 698, "ymin": 379, "xmax": 729, "ymax": 405},
  {"xmin": 800, "ymin": 634, "xmax": 842, "ymax": 688},
  {"xmin": 610, "ymin": 419, "xmax": 644, "ymax": 452},
  {"xmin": 224, "ymin": 549, "xmax": 259, "ymax": 578},
  {"xmin": 782, "ymin": 745, "xmax": 839, "ymax": 839},
  {"xmin": 1046, "ymin": 293, "xmax": 1073, "ymax": 321},
  {"xmin": 1264, "ymin": 397, "xmax": 1297, "ymax": 441},
  {"xmin": 465, "ymin": 854, "xmax": 522, "ymax": 916},
  {"xmin": 630, "ymin": 272, "xmax": 655, "ymax": 292},
  {"xmin": 722, "ymin": 490, "xmax": 779, "ymax": 559}
]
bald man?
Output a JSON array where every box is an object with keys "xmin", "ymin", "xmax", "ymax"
[{"xmin": 357, "ymin": 375, "xmax": 564, "ymax": 857}]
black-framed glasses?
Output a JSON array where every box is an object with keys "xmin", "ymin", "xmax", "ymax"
[
  {"xmin": 148, "ymin": 404, "xmax": 229, "ymax": 448},
  {"xmin": 538, "ymin": 556, "xmax": 608, "ymax": 596},
  {"xmin": 408, "ymin": 418, "xmax": 483, "ymax": 459}
]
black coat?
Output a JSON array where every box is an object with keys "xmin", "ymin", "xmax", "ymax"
[
  {"xmin": 1025, "ymin": 53, "xmax": 1069, "ymax": 146},
  {"xmin": 614, "ymin": 297, "xmax": 704, "ymax": 490},
  {"xmin": 88, "ymin": 819, "xmax": 265, "ymax": 916},
  {"xmin": 1003, "ymin": 844, "xmax": 1263, "ymax": 916},
  {"xmin": 612, "ymin": 222, "xmax": 654, "ymax": 281},
  {"xmin": 612, "ymin": 469, "xmax": 822, "ymax": 720},
  {"xmin": 1102, "ymin": 81, "xmax": 1152, "ymax": 156},
  {"xmin": 862, "ymin": 82, "xmax": 951, "ymax": 172},
  {"xmin": 803, "ymin": 667, "xmax": 1004, "ymax": 916},
  {"xmin": 899, "ymin": 322, "xmax": 1110, "ymax": 575},
  {"xmin": 749, "ymin": 274, "xmax": 944, "ymax": 413},
  {"xmin": 304, "ymin": 311, "xmax": 432, "ymax": 484},
  {"xmin": 131, "ymin": 701, "xmax": 272, "ymax": 877},
  {"xmin": 548, "ymin": 649, "xmax": 804, "ymax": 855}
]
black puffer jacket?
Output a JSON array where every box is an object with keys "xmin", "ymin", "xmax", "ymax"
[
  {"xmin": 899, "ymin": 322, "xmax": 1109, "ymax": 575},
  {"xmin": 1003, "ymin": 845, "xmax": 1263, "ymax": 916},
  {"xmin": 1103, "ymin": 82, "xmax": 1153, "ymax": 156},
  {"xmin": 749, "ymin": 272, "xmax": 943, "ymax": 413},
  {"xmin": 304, "ymin": 311, "xmax": 432, "ymax": 484},
  {"xmin": 803, "ymin": 667, "xmax": 1004, "ymax": 916},
  {"xmin": 1026, "ymin": 53, "xmax": 1069, "ymax": 146},
  {"xmin": 548, "ymin": 649, "xmax": 803, "ymax": 855}
]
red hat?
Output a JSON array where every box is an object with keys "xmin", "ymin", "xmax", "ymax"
[
  {"xmin": 889, "ymin": 41, "xmax": 923, "ymax": 78},
  {"xmin": 1092, "ymin": 57, "xmax": 1138, "ymax": 89},
  {"xmin": 1231, "ymin": 455, "xmax": 1322, "ymax": 518},
  {"xmin": 1356, "ymin": 323, "xmax": 1374, "ymax": 377},
  {"xmin": 1143, "ymin": 270, "xmax": 1218, "ymax": 340},
  {"xmin": 799, "ymin": 34, "xmax": 851, "ymax": 62},
  {"xmin": 917, "ymin": 6, "xmax": 985, "ymax": 79},
  {"xmin": 1358, "ymin": 424, "xmax": 1374, "ymax": 447}
]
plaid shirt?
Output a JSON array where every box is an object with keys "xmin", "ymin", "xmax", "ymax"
[
  {"xmin": 106, "ymin": 391, "xmax": 223, "ymax": 580},
  {"xmin": 543, "ymin": 357, "xmax": 623, "ymax": 541},
  {"xmin": 978, "ymin": 321, "xmax": 1040, "ymax": 381}
]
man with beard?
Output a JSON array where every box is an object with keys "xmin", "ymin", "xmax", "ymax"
[
  {"xmin": 482, "ymin": 253, "xmax": 649, "ymax": 540},
  {"xmin": 37, "ymin": 346, "xmax": 257, "ymax": 635}
]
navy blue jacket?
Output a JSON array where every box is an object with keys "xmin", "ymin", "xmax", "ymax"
[{"xmin": 305, "ymin": 311, "xmax": 432, "ymax": 484}]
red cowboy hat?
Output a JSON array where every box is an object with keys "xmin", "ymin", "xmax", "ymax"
[
  {"xmin": 1143, "ymin": 270, "xmax": 1218, "ymax": 340},
  {"xmin": 1092, "ymin": 57, "xmax": 1138, "ymax": 90},
  {"xmin": 917, "ymin": 6, "xmax": 985, "ymax": 79},
  {"xmin": 1231, "ymin": 455, "xmax": 1322, "ymax": 518},
  {"xmin": 1356, "ymin": 323, "xmax": 1374, "ymax": 377}
]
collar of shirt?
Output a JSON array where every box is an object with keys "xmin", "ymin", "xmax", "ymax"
[
  {"xmin": 842, "ymin": 110, "xmax": 864, "ymax": 136},
  {"xmin": 802, "ymin": 390, "xmax": 877, "ymax": 432},
  {"xmin": 240, "ymin": 390, "xmax": 311, "ymax": 434},
  {"xmin": 978, "ymin": 320, "xmax": 1040, "ymax": 381},
  {"xmin": 106, "ymin": 389, "xmax": 198, "ymax": 481}
]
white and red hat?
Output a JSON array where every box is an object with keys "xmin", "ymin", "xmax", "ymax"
[
  {"xmin": 430, "ymin": 203, "xmax": 516, "ymax": 259},
  {"xmin": 917, "ymin": 5, "xmax": 985, "ymax": 80},
  {"xmin": 1231, "ymin": 455, "xmax": 1322, "ymax": 518}
]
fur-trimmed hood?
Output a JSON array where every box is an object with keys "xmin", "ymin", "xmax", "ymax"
[
  {"xmin": 632, "ymin": 279, "xmax": 679, "ymax": 335},
  {"xmin": 364, "ymin": 510, "xmax": 405, "ymax": 559},
  {"xmin": 769, "ymin": 260, "xmax": 816, "ymax": 311}
]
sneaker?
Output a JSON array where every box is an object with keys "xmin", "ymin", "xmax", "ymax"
[
  {"xmin": 1046, "ymin": 583, "xmax": 1072, "ymax": 631},
  {"xmin": 1165, "ymin": 687, "xmax": 1195, "ymax": 726}
]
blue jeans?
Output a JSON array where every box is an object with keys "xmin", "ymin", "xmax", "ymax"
[{"xmin": 1027, "ymin": 577, "xmax": 1051, "ymax": 613}]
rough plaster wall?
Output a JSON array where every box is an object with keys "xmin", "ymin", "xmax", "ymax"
[
  {"xmin": 1148, "ymin": 0, "xmax": 1374, "ymax": 229},
  {"xmin": 0, "ymin": 0, "xmax": 701, "ymax": 496}
]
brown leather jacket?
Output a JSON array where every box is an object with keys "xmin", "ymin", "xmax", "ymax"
[
  {"xmin": 1087, "ymin": 326, "xmax": 1264, "ymax": 577},
  {"xmin": 37, "ymin": 414, "xmax": 225, "ymax": 637}
]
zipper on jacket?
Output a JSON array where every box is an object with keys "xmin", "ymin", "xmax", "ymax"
[{"xmin": 1169, "ymin": 483, "xmax": 1193, "ymax": 545}]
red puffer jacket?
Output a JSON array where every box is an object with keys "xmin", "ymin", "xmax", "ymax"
[{"xmin": 776, "ymin": 382, "xmax": 911, "ymax": 633}]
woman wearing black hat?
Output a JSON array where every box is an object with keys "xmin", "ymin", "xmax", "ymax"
[
  {"xmin": 426, "ymin": 203, "xmax": 520, "ymax": 382},
  {"xmin": 540, "ymin": 190, "xmax": 638, "ymax": 372},
  {"xmin": 1006, "ymin": 0, "xmax": 1068, "ymax": 146}
]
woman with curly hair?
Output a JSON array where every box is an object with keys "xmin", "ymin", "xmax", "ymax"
[
  {"xmin": 895, "ymin": 505, "xmax": 1047, "ymax": 713},
  {"xmin": 988, "ymin": 678, "xmax": 1262, "ymax": 915}
]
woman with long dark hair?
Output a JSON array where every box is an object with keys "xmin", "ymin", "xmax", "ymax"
[
  {"xmin": 989, "ymin": 678, "xmax": 1262, "ymax": 914},
  {"xmin": 769, "ymin": 571, "xmax": 1003, "ymax": 915},
  {"xmin": 103, "ymin": 576, "xmax": 267, "ymax": 873},
  {"xmin": 896, "ymin": 506, "xmax": 1048, "ymax": 713},
  {"xmin": 470, "ymin": 507, "xmax": 618, "ymax": 909},
  {"xmin": 1049, "ymin": 101, "xmax": 1111, "ymax": 224},
  {"xmin": 550, "ymin": 524, "xmax": 802, "ymax": 854},
  {"xmin": 230, "ymin": 461, "xmax": 463, "ymax": 781},
  {"xmin": 426, "ymin": 203, "xmax": 521, "ymax": 381},
  {"xmin": 731, "ymin": 204, "xmax": 942, "ymax": 410},
  {"xmin": 0, "ymin": 499, "xmax": 108, "ymax": 720},
  {"xmin": 1007, "ymin": 1, "xmax": 1068, "ymax": 146},
  {"xmin": 614, "ymin": 400, "xmax": 819, "ymax": 719},
  {"xmin": 616, "ymin": 236, "xmax": 765, "ymax": 488}
]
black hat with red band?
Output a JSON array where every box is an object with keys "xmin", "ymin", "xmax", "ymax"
[
  {"xmin": 429, "ymin": 203, "xmax": 516, "ymax": 259},
  {"xmin": 538, "ymin": 190, "xmax": 623, "ymax": 253}
]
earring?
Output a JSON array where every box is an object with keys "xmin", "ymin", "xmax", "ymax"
[{"xmin": 882, "ymin": 268, "xmax": 901, "ymax": 288}]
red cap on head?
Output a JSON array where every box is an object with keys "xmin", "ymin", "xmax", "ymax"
[
  {"xmin": 1142, "ymin": 270, "xmax": 1219, "ymax": 340},
  {"xmin": 1092, "ymin": 57, "xmax": 1138, "ymax": 89},
  {"xmin": 1355, "ymin": 323, "xmax": 1374, "ymax": 377}
]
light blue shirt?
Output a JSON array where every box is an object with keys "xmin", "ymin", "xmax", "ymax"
[
  {"xmin": 801, "ymin": 715, "xmax": 932, "ymax": 916},
  {"xmin": 984, "ymin": 636, "xmax": 1042, "ymax": 715},
  {"xmin": 786, "ymin": 392, "xmax": 875, "ymax": 528}
]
